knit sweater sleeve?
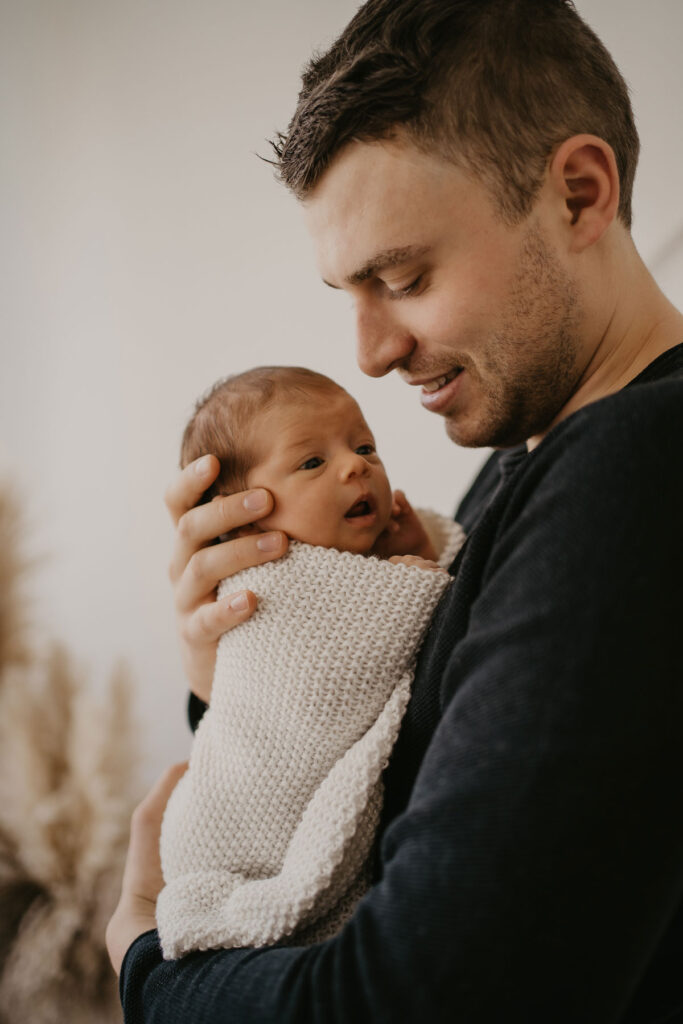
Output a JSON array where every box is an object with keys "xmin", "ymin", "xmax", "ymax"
[{"xmin": 121, "ymin": 387, "xmax": 683, "ymax": 1023}]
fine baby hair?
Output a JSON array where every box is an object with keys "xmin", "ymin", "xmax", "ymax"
[{"xmin": 180, "ymin": 365, "xmax": 346, "ymax": 500}]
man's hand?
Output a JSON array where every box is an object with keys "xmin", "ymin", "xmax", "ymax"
[
  {"xmin": 165, "ymin": 455, "xmax": 288, "ymax": 703},
  {"xmin": 106, "ymin": 762, "xmax": 188, "ymax": 976},
  {"xmin": 372, "ymin": 490, "xmax": 438, "ymax": 562}
]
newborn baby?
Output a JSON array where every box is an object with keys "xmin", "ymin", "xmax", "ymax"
[{"xmin": 157, "ymin": 366, "xmax": 465, "ymax": 958}]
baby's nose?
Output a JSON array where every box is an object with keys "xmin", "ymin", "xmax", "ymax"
[{"xmin": 339, "ymin": 452, "xmax": 369, "ymax": 480}]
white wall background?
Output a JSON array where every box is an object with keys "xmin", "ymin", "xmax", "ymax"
[{"xmin": 1, "ymin": 0, "xmax": 682, "ymax": 783}]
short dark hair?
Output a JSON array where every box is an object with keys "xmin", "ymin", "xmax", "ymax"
[
  {"xmin": 180, "ymin": 366, "xmax": 346, "ymax": 498},
  {"xmin": 272, "ymin": 0, "xmax": 639, "ymax": 228}
]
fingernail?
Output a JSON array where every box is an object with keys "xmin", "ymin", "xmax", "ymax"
[
  {"xmin": 243, "ymin": 489, "xmax": 268, "ymax": 511},
  {"xmin": 229, "ymin": 591, "xmax": 249, "ymax": 611},
  {"xmin": 195, "ymin": 455, "xmax": 213, "ymax": 476},
  {"xmin": 256, "ymin": 533, "xmax": 281, "ymax": 552}
]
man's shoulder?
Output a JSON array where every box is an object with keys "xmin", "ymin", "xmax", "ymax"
[
  {"xmin": 541, "ymin": 351, "xmax": 683, "ymax": 473},
  {"xmin": 500, "ymin": 358, "xmax": 681, "ymax": 552},
  {"xmin": 457, "ymin": 346, "xmax": 683, "ymax": 534},
  {"xmin": 585, "ymin": 344, "xmax": 683, "ymax": 421}
]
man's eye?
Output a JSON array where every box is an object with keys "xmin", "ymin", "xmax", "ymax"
[
  {"xmin": 387, "ymin": 275, "xmax": 423, "ymax": 299},
  {"xmin": 299, "ymin": 457, "xmax": 323, "ymax": 471},
  {"xmin": 355, "ymin": 444, "xmax": 375, "ymax": 456}
]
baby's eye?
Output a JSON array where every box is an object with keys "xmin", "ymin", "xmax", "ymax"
[
  {"xmin": 355, "ymin": 444, "xmax": 376, "ymax": 456},
  {"xmin": 299, "ymin": 456, "xmax": 323, "ymax": 471}
]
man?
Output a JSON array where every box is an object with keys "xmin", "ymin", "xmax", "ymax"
[{"xmin": 107, "ymin": 1, "xmax": 683, "ymax": 1020}]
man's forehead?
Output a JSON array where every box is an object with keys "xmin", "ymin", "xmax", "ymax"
[{"xmin": 303, "ymin": 137, "xmax": 462, "ymax": 286}]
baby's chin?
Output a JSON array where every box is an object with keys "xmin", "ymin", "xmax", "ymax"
[
  {"xmin": 334, "ymin": 537, "xmax": 379, "ymax": 556},
  {"xmin": 293, "ymin": 521, "xmax": 389, "ymax": 556}
]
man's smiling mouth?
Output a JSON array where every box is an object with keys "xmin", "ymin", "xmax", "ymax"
[
  {"xmin": 404, "ymin": 365, "xmax": 467, "ymax": 414},
  {"xmin": 420, "ymin": 367, "xmax": 463, "ymax": 393}
]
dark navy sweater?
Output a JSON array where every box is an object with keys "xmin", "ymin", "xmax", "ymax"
[{"xmin": 121, "ymin": 345, "xmax": 683, "ymax": 1023}]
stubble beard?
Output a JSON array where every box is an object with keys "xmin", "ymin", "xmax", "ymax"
[{"xmin": 446, "ymin": 226, "xmax": 584, "ymax": 450}]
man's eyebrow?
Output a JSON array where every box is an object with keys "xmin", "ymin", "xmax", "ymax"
[{"xmin": 323, "ymin": 245, "xmax": 430, "ymax": 289}]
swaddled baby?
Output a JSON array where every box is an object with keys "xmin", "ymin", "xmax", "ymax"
[{"xmin": 157, "ymin": 366, "xmax": 465, "ymax": 958}]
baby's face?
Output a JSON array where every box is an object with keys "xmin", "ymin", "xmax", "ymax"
[{"xmin": 245, "ymin": 390, "xmax": 393, "ymax": 554}]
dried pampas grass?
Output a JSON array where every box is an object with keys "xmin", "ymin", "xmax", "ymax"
[
  {"xmin": 0, "ymin": 487, "xmax": 141, "ymax": 1023},
  {"xmin": 0, "ymin": 489, "xmax": 32, "ymax": 670}
]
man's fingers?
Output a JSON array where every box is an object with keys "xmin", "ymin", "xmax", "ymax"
[
  {"xmin": 131, "ymin": 762, "xmax": 189, "ymax": 831},
  {"xmin": 178, "ymin": 591, "xmax": 257, "ymax": 703},
  {"xmin": 164, "ymin": 468, "xmax": 286, "ymax": 701},
  {"xmin": 182, "ymin": 590, "xmax": 258, "ymax": 646},
  {"xmin": 174, "ymin": 531, "xmax": 288, "ymax": 613},
  {"xmin": 124, "ymin": 762, "xmax": 190, "ymax": 905},
  {"xmin": 164, "ymin": 455, "xmax": 221, "ymax": 526},
  {"xmin": 126, "ymin": 763, "xmax": 186, "ymax": 884},
  {"xmin": 169, "ymin": 489, "xmax": 275, "ymax": 584}
]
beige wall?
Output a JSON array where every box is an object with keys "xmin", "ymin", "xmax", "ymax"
[{"xmin": 1, "ymin": 0, "xmax": 681, "ymax": 781}]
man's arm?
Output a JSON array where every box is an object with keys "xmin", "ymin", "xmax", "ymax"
[{"xmin": 121, "ymin": 397, "xmax": 683, "ymax": 1022}]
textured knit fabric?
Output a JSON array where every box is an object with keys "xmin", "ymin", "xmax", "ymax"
[
  {"xmin": 157, "ymin": 514, "xmax": 464, "ymax": 958},
  {"xmin": 121, "ymin": 345, "xmax": 683, "ymax": 1024}
]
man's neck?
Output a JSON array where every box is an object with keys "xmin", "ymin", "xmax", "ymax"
[{"xmin": 527, "ymin": 242, "xmax": 683, "ymax": 450}]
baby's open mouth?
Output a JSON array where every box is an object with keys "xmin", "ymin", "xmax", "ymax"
[{"xmin": 344, "ymin": 495, "xmax": 376, "ymax": 519}]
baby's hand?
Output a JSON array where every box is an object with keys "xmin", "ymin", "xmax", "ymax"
[
  {"xmin": 388, "ymin": 554, "xmax": 448, "ymax": 574},
  {"xmin": 372, "ymin": 490, "xmax": 438, "ymax": 561}
]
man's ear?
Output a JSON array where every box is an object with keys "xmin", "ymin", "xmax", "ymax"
[{"xmin": 548, "ymin": 134, "xmax": 620, "ymax": 251}]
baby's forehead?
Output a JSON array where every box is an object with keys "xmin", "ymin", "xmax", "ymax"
[
  {"xmin": 252, "ymin": 388, "xmax": 371, "ymax": 450},
  {"xmin": 271, "ymin": 386, "xmax": 361, "ymax": 422}
]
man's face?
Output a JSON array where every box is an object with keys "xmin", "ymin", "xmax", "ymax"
[
  {"xmin": 245, "ymin": 390, "xmax": 393, "ymax": 553},
  {"xmin": 304, "ymin": 137, "xmax": 585, "ymax": 448}
]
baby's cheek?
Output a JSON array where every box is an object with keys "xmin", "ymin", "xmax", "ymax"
[
  {"xmin": 266, "ymin": 505, "xmax": 329, "ymax": 547},
  {"xmin": 253, "ymin": 507, "xmax": 295, "ymax": 539}
]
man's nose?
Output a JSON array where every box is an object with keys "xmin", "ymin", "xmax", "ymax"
[{"xmin": 355, "ymin": 299, "xmax": 415, "ymax": 378}]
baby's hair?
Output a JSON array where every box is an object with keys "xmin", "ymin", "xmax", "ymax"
[{"xmin": 180, "ymin": 366, "xmax": 347, "ymax": 499}]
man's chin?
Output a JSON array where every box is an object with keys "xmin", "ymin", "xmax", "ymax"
[
  {"xmin": 444, "ymin": 413, "xmax": 494, "ymax": 449},
  {"xmin": 444, "ymin": 413, "xmax": 524, "ymax": 450}
]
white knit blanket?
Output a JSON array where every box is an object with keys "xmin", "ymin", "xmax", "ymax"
[{"xmin": 157, "ymin": 512, "xmax": 465, "ymax": 959}]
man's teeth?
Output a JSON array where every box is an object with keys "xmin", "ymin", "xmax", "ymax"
[
  {"xmin": 422, "ymin": 377, "xmax": 447, "ymax": 393},
  {"xmin": 422, "ymin": 368, "xmax": 461, "ymax": 393}
]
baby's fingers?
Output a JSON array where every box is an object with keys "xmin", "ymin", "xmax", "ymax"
[{"xmin": 391, "ymin": 489, "xmax": 412, "ymax": 516}]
